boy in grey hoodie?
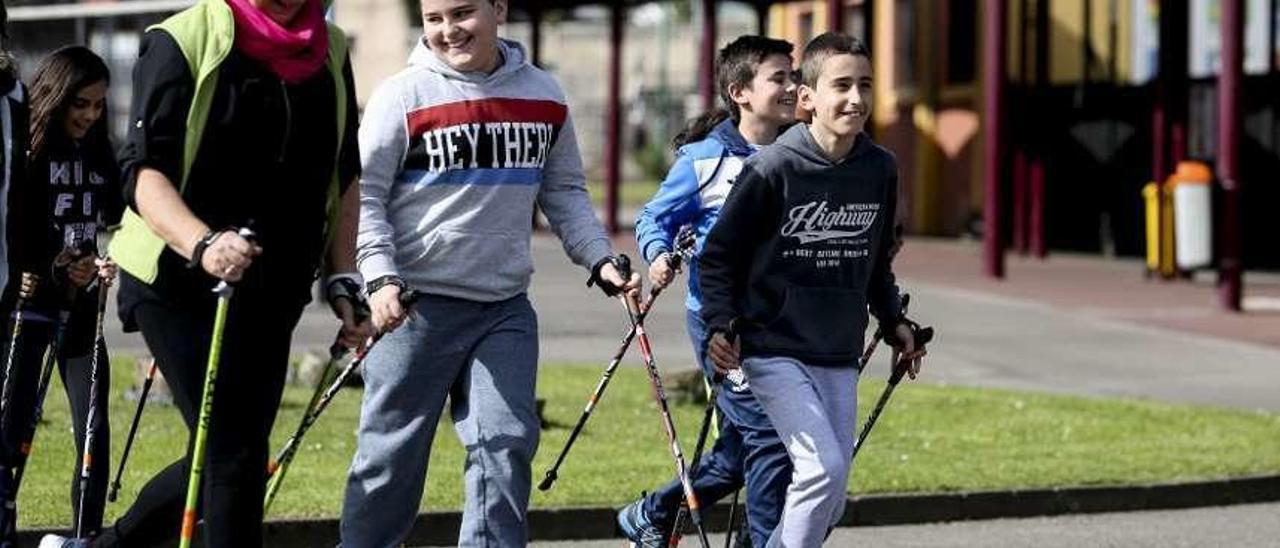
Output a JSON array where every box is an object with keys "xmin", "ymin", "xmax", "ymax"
[{"xmin": 342, "ymin": 1, "xmax": 638, "ymax": 546}]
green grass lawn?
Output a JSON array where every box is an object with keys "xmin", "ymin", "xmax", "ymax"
[{"xmin": 15, "ymin": 360, "xmax": 1280, "ymax": 528}]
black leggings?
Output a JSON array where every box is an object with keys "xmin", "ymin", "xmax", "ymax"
[
  {"xmin": 97, "ymin": 276, "xmax": 302, "ymax": 548},
  {"xmin": 0, "ymin": 312, "xmax": 111, "ymax": 534}
]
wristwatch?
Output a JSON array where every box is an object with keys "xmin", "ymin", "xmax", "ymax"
[
  {"xmin": 187, "ymin": 229, "xmax": 223, "ymax": 269},
  {"xmin": 366, "ymin": 275, "xmax": 407, "ymax": 296}
]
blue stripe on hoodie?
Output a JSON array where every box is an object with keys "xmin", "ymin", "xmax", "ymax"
[{"xmin": 634, "ymin": 118, "xmax": 757, "ymax": 312}]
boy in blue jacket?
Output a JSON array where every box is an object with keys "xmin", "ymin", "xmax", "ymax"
[
  {"xmin": 620, "ymin": 35, "xmax": 797, "ymax": 547},
  {"xmin": 700, "ymin": 33, "xmax": 925, "ymax": 547}
]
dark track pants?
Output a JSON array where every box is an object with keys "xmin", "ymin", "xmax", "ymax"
[
  {"xmin": 0, "ymin": 311, "xmax": 111, "ymax": 536},
  {"xmin": 97, "ymin": 274, "xmax": 302, "ymax": 548}
]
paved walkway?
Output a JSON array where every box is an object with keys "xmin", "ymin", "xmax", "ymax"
[
  {"xmin": 534, "ymin": 502, "xmax": 1280, "ymax": 548},
  {"xmin": 894, "ymin": 237, "xmax": 1280, "ymax": 349},
  {"xmin": 886, "ymin": 238, "xmax": 1280, "ymax": 410}
]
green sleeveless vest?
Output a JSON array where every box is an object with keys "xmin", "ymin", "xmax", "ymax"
[{"xmin": 110, "ymin": 0, "xmax": 349, "ymax": 284}]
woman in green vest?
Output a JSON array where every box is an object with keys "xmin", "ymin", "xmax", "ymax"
[{"xmin": 41, "ymin": 1, "xmax": 369, "ymax": 547}]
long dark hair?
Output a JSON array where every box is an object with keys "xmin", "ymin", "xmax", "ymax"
[
  {"xmin": 28, "ymin": 46, "xmax": 111, "ymax": 158},
  {"xmin": 672, "ymin": 108, "xmax": 731, "ymax": 150}
]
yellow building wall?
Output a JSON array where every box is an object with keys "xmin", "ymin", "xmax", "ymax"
[
  {"xmin": 873, "ymin": 0, "xmax": 897, "ymax": 128},
  {"xmin": 769, "ymin": 0, "xmax": 1150, "ymax": 234},
  {"xmin": 767, "ymin": 0, "xmax": 865, "ymax": 46},
  {"xmin": 1049, "ymin": 0, "xmax": 1136, "ymax": 84}
]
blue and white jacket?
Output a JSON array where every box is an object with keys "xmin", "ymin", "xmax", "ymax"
[{"xmin": 635, "ymin": 118, "xmax": 756, "ymax": 313}]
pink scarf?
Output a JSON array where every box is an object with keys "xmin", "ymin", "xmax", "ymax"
[{"xmin": 226, "ymin": 0, "xmax": 328, "ymax": 84}]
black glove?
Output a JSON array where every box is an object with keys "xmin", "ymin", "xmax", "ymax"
[
  {"xmin": 587, "ymin": 255, "xmax": 631, "ymax": 297},
  {"xmin": 325, "ymin": 273, "xmax": 370, "ymax": 321}
]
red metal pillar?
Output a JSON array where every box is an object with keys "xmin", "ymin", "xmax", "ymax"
[
  {"xmin": 864, "ymin": 0, "xmax": 876, "ymax": 138},
  {"xmin": 1012, "ymin": 150, "xmax": 1029, "ymax": 253},
  {"xmin": 1030, "ymin": 0, "xmax": 1049, "ymax": 258},
  {"xmin": 1218, "ymin": 0, "xmax": 1243, "ymax": 310},
  {"xmin": 530, "ymin": 4, "xmax": 543, "ymax": 68},
  {"xmin": 1011, "ymin": 0, "xmax": 1030, "ymax": 255},
  {"xmin": 1168, "ymin": 1, "xmax": 1189, "ymax": 172},
  {"xmin": 700, "ymin": 0, "xmax": 717, "ymax": 111},
  {"xmin": 827, "ymin": 0, "xmax": 845, "ymax": 32},
  {"xmin": 1029, "ymin": 160, "xmax": 1046, "ymax": 257},
  {"xmin": 982, "ymin": 0, "xmax": 1007, "ymax": 278},
  {"xmin": 604, "ymin": 3, "xmax": 624, "ymax": 234},
  {"xmin": 864, "ymin": 0, "xmax": 875, "ymax": 44},
  {"xmin": 1153, "ymin": 0, "xmax": 1189, "ymax": 183}
]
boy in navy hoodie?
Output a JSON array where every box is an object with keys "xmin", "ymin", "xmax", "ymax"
[{"xmin": 699, "ymin": 33, "xmax": 926, "ymax": 547}]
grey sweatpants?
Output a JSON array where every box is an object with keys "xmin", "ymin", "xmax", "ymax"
[
  {"xmin": 341, "ymin": 294, "xmax": 540, "ymax": 548},
  {"xmin": 741, "ymin": 356, "xmax": 859, "ymax": 548}
]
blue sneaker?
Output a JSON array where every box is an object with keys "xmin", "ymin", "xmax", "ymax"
[{"xmin": 617, "ymin": 496, "xmax": 665, "ymax": 548}]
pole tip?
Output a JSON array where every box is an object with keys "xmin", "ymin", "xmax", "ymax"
[{"xmin": 537, "ymin": 471, "xmax": 556, "ymax": 491}]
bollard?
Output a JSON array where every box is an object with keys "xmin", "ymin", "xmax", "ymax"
[
  {"xmin": 1172, "ymin": 161, "xmax": 1213, "ymax": 271},
  {"xmin": 1159, "ymin": 176, "xmax": 1177, "ymax": 278},
  {"xmin": 1142, "ymin": 182, "xmax": 1160, "ymax": 276}
]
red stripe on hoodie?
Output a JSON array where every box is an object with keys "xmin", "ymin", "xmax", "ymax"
[{"xmin": 407, "ymin": 98, "xmax": 568, "ymax": 138}]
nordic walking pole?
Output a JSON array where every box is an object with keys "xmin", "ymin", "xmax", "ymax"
[
  {"xmin": 0, "ymin": 273, "xmax": 38, "ymax": 540},
  {"xmin": 668, "ymin": 372, "xmax": 720, "ymax": 546},
  {"xmin": 267, "ymin": 294, "xmax": 371, "ymax": 480},
  {"xmin": 850, "ymin": 313, "xmax": 933, "ymax": 465},
  {"xmin": 10, "ymin": 308, "xmax": 72, "ymax": 494},
  {"xmin": 108, "ymin": 357, "xmax": 158, "ymax": 502},
  {"xmin": 617, "ymin": 255, "xmax": 711, "ymax": 548},
  {"xmin": 538, "ymin": 232, "xmax": 697, "ymax": 492},
  {"xmin": 294, "ymin": 293, "xmax": 368, "ymax": 433},
  {"xmin": 75, "ymin": 268, "xmax": 112, "ymax": 537},
  {"xmin": 179, "ymin": 227, "xmax": 253, "ymax": 548},
  {"xmin": 0, "ymin": 273, "xmax": 39, "ymax": 422},
  {"xmin": 261, "ymin": 342, "xmax": 343, "ymax": 510},
  {"xmin": 536, "ymin": 286, "xmax": 662, "ymax": 492},
  {"xmin": 723, "ymin": 488, "xmax": 741, "ymax": 548},
  {"xmin": 263, "ymin": 291, "xmax": 415, "ymax": 513}
]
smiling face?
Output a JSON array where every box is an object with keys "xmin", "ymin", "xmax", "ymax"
[
  {"xmin": 799, "ymin": 52, "xmax": 873, "ymax": 140},
  {"xmin": 730, "ymin": 53, "xmax": 798, "ymax": 128},
  {"xmin": 250, "ymin": 0, "xmax": 310, "ymax": 26},
  {"xmin": 62, "ymin": 79, "xmax": 106, "ymax": 141},
  {"xmin": 421, "ymin": 0, "xmax": 507, "ymax": 73}
]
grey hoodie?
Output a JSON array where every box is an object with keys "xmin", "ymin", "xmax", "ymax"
[{"xmin": 357, "ymin": 38, "xmax": 612, "ymax": 302}]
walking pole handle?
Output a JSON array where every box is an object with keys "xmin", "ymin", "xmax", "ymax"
[
  {"xmin": 18, "ymin": 272, "xmax": 38, "ymax": 300},
  {"xmin": 888, "ymin": 325, "xmax": 934, "ymax": 385},
  {"xmin": 212, "ymin": 227, "xmax": 257, "ymax": 295}
]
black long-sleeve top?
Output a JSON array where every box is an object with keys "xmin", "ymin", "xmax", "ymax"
[
  {"xmin": 117, "ymin": 30, "xmax": 360, "ymax": 318},
  {"xmin": 1, "ymin": 73, "xmax": 43, "ymax": 296}
]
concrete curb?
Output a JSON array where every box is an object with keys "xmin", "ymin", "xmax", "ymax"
[
  {"xmin": 840, "ymin": 473, "xmax": 1279, "ymax": 526},
  {"xmin": 18, "ymin": 474, "xmax": 1278, "ymax": 546}
]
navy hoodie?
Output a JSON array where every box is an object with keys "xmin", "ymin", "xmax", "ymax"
[{"xmin": 699, "ymin": 123, "xmax": 903, "ymax": 365}]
